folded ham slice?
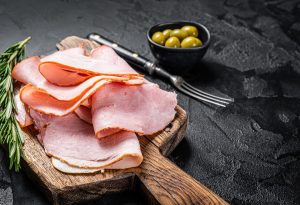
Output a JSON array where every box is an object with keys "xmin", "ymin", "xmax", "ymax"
[
  {"xmin": 29, "ymin": 110, "xmax": 143, "ymax": 169},
  {"xmin": 40, "ymin": 47, "xmax": 142, "ymax": 86},
  {"xmin": 29, "ymin": 109, "xmax": 55, "ymax": 145},
  {"xmin": 92, "ymin": 83, "xmax": 177, "ymax": 138},
  {"xmin": 13, "ymin": 45, "xmax": 178, "ymax": 173},
  {"xmin": 91, "ymin": 45, "xmax": 136, "ymax": 73},
  {"xmin": 52, "ymin": 153, "xmax": 141, "ymax": 173},
  {"xmin": 20, "ymin": 81, "xmax": 108, "ymax": 116},
  {"xmin": 51, "ymin": 158, "xmax": 103, "ymax": 174},
  {"xmin": 15, "ymin": 93, "xmax": 33, "ymax": 127},
  {"xmin": 13, "ymin": 53, "xmax": 143, "ymax": 116},
  {"xmin": 12, "ymin": 56, "xmax": 141, "ymax": 101},
  {"xmin": 74, "ymin": 106, "xmax": 92, "ymax": 124}
]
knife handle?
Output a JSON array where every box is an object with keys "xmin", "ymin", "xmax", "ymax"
[{"xmin": 87, "ymin": 33, "xmax": 172, "ymax": 79}]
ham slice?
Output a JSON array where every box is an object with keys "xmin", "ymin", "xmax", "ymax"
[
  {"xmin": 81, "ymin": 99, "xmax": 91, "ymax": 108},
  {"xmin": 12, "ymin": 45, "xmax": 178, "ymax": 173},
  {"xmin": 12, "ymin": 56, "xmax": 138, "ymax": 101},
  {"xmin": 15, "ymin": 93, "xmax": 33, "ymax": 127},
  {"xmin": 91, "ymin": 46, "xmax": 136, "ymax": 73},
  {"xmin": 19, "ymin": 80, "xmax": 108, "ymax": 116},
  {"xmin": 13, "ymin": 55, "xmax": 143, "ymax": 116},
  {"xmin": 51, "ymin": 158, "xmax": 103, "ymax": 174},
  {"xmin": 39, "ymin": 47, "xmax": 142, "ymax": 86},
  {"xmin": 74, "ymin": 106, "xmax": 92, "ymax": 124},
  {"xmin": 52, "ymin": 153, "xmax": 141, "ymax": 173},
  {"xmin": 29, "ymin": 109, "xmax": 55, "ymax": 145},
  {"xmin": 30, "ymin": 110, "xmax": 143, "ymax": 169},
  {"xmin": 92, "ymin": 83, "xmax": 177, "ymax": 138}
]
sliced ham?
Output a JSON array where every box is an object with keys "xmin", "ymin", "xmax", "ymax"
[
  {"xmin": 13, "ymin": 45, "xmax": 178, "ymax": 173},
  {"xmin": 39, "ymin": 47, "xmax": 142, "ymax": 86},
  {"xmin": 30, "ymin": 111, "xmax": 143, "ymax": 169},
  {"xmin": 51, "ymin": 158, "xmax": 103, "ymax": 174},
  {"xmin": 19, "ymin": 80, "xmax": 108, "ymax": 116},
  {"xmin": 59, "ymin": 47, "xmax": 86, "ymax": 55},
  {"xmin": 13, "ymin": 55, "xmax": 143, "ymax": 116},
  {"xmin": 29, "ymin": 109, "xmax": 55, "ymax": 145},
  {"xmin": 15, "ymin": 93, "xmax": 33, "ymax": 127},
  {"xmin": 91, "ymin": 46, "xmax": 136, "ymax": 73},
  {"xmin": 92, "ymin": 83, "xmax": 177, "ymax": 138},
  {"xmin": 52, "ymin": 153, "xmax": 141, "ymax": 173},
  {"xmin": 74, "ymin": 106, "xmax": 92, "ymax": 124},
  {"xmin": 81, "ymin": 99, "xmax": 91, "ymax": 108},
  {"xmin": 12, "ymin": 56, "xmax": 138, "ymax": 101}
]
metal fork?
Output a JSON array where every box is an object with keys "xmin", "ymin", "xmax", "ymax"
[{"xmin": 87, "ymin": 33, "xmax": 234, "ymax": 107}]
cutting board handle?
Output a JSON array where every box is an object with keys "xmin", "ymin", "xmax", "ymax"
[{"xmin": 137, "ymin": 149, "xmax": 228, "ymax": 205}]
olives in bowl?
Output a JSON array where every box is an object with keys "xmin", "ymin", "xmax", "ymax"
[
  {"xmin": 147, "ymin": 21, "xmax": 210, "ymax": 75},
  {"xmin": 151, "ymin": 25, "xmax": 203, "ymax": 48}
]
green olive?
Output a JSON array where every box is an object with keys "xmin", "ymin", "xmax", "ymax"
[
  {"xmin": 181, "ymin": 25, "xmax": 198, "ymax": 37},
  {"xmin": 151, "ymin": 32, "xmax": 166, "ymax": 45},
  {"xmin": 181, "ymin": 36, "xmax": 203, "ymax": 48},
  {"xmin": 165, "ymin": 37, "xmax": 181, "ymax": 48},
  {"xmin": 170, "ymin": 29, "xmax": 188, "ymax": 40},
  {"xmin": 162, "ymin": 29, "xmax": 172, "ymax": 38}
]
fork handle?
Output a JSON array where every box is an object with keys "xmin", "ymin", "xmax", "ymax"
[{"xmin": 87, "ymin": 33, "xmax": 172, "ymax": 79}]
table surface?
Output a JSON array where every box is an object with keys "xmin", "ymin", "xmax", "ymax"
[{"xmin": 0, "ymin": 0, "xmax": 299, "ymax": 204}]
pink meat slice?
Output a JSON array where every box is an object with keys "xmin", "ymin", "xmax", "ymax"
[
  {"xmin": 92, "ymin": 83, "xmax": 177, "ymax": 138},
  {"xmin": 91, "ymin": 46, "xmax": 136, "ymax": 73},
  {"xmin": 91, "ymin": 46, "xmax": 145, "ymax": 84},
  {"xmin": 19, "ymin": 80, "xmax": 109, "ymax": 116},
  {"xmin": 12, "ymin": 56, "xmax": 135, "ymax": 101},
  {"xmin": 51, "ymin": 154, "xmax": 142, "ymax": 173},
  {"xmin": 39, "ymin": 47, "xmax": 142, "ymax": 86},
  {"xmin": 58, "ymin": 47, "xmax": 85, "ymax": 55},
  {"xmin": 30, "ymin": 110, "xmax": 143, "ymax": 168},
  {"xmin": 13, "ymin": 55, "xmax": 143, "ymax": 117},
  {"xmin": 74, "ymin": 106, "xmax": 92, "ymax": 124},
  {"xmin": 29, "ymin": 109, "xmax": 55, "ymax": 145},
  {"xmin": 13, "ymin": 56, "xmax": 142, "ymax": 116},
  {"xmin": 13, "ymin": 47, "xmax": 88, "ymax": 86},
  {"xmin": 15, "ymin": 93, "xmax": 33, "ymax": 127}
]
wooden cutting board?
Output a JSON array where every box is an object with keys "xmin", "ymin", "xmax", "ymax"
[{"xmin": 19, "ymin": 36, "xmax": 228, "ymax": 205}]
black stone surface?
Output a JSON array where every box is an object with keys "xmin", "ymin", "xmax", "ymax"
[{"xmin": 0, "ymin": 0, "xmax": 299, "ymax": 204}]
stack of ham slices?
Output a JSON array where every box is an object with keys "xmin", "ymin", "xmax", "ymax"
[{"xmin": 13, "ymin": 46, "xmax": 177, "ymax": 174}]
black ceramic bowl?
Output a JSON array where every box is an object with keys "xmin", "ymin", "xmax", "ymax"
[{"xmin": 147, "ymin": 21, "xmax": 210, "ymax": 75}]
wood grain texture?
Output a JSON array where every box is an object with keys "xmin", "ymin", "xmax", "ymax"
[{"xmin": 19, "ymin": 36, "xmax": 228, "ymax": 205}]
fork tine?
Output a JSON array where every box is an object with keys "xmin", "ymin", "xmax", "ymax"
[
  {"xmin": 177, "ymin": 86, "xmax": 227, "ymax": 107},
  {"xmin": 181, "ymin": 83, "xmax": 230, "ymax": 105},
  {"xmin": 182, "ymin": 81, "xmax": 234, "ymax": 102}
]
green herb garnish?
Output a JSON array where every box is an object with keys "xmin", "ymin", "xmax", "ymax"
[{"xmin": 0, "ymin": 37, "xmax": 31, "ymax": 171}]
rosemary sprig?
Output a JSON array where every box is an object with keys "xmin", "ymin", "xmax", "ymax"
[{"xmin": 0, "ymin": 37, "xmax": 31, "ymax": 171}]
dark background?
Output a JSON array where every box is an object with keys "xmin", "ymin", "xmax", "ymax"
[{"xmin": 0, "ymin": 0, "xmax": 300, "ymax": 204}]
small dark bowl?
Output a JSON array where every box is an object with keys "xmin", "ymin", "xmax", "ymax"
[{"xmin": 147, "ymin": 21, "xmax": 210, "ymax": 75}]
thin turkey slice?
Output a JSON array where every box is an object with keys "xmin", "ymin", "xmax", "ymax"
[
  {"xmin": 39, "ymin": 47, "xmax": 142, "ymax": 86},
  {"xmin": 15, "ymin": 93, "xmax": 33, "ymax": 127},
  {"xmin": 92, "ymin": 83, "xmax": 177, "ymax": 138},
  {"xmin": 30, "ymin": 111, "xmax": 143, "ymax": 169}
]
